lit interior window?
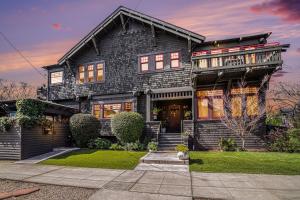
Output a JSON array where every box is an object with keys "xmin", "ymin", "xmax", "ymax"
[
  {"xmin": 140, "ymin": 56, "xmax": 149, "ymax": 71},
  {"xmin": 93, "ymin": 104, "xmax": 101, "ymax": 119},
  {"xmin": 87, "ymin": 65, "xmax": 94, "ymax": 82},
  {"xmin": 78, "ymin": 66, "xmax": 85, "ymax": 84},
  {"xmin": 103, "ymin": 104, "xmax": 122, "ymax": 118},
  {"xmin": 245, "ymin": 54, "xmax": 256, "ymax": 64},
  {"xmin": 50, "ymin": 71, "xmax": 63, "ymax": 84},
  {"xmin": 231, "ymin": 96, "xmax": 242, "ymax": 117},
  {"xmin": 124, "ymin": 102, "xmax": 132, "ymax": 112},
  {"xmin": 212, "ymin": 98, "xmax": 224, "ymax": 118},
  {"xmin": 97, "ymin": 63, "xmax": 104, "ymax": 81},
  {"xmin": 171, "ymin": 52, "xmax": 179, "ymax": 68},
  {"xmin": 198, "ymin": 98, "xmax": 209, "ymax": 119},
  {"xmin": 247, "ymin": 95, "xmax": 259, "ymax": 116},
  {"xmin": 199, "ymin": 59, "xmax": 207, "ymax": 68},
  {"xmin": 155, "ymin": 54, "xmax": 164, "ymax": 70}
]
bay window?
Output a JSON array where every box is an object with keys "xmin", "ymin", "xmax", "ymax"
[
  {"xmin": 197, "ymin": 89, "xmax": 224, "ymax": 120},
  {"xmin": 104, "ymin": 104, "xmax": 122, "ymax": 118},
  {"xmin": 171, "ymin": 52, "xmax": 179, "ymax": 68},
  {"xmin": 50, "ymin": 71, "xmax": 63, "ymax": 84},
  {"xmin": 140, "ymin": 56, "xmax": 149, "ymax": 71}
]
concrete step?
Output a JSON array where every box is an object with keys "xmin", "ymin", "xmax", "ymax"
[{"xmin": 140, "ymin": 152, "xmax": 189, "ymax": 165}]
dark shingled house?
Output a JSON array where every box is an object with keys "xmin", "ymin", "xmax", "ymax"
[{"xmin": 43, "ymin": 6, "xmax": 289, "ymax": 150}]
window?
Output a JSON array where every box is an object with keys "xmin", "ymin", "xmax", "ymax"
[
  {"xmin": 247, "ymin": 95, "xmax": 259, "ymax": 116},
  {"xmin": 103, "ymin": 104, "xmax": 122, "ymax": 118},
  {"xmin": 96, "ymin": 63, "xmax": 104, "ymax": 81},
  {"xmin": 245, "ymin": 53, "xmax": 255, "ymax": 64},
  {"xmin": 198, "ymin": 98, "xmax": 209, "ymax": 119},
  {"xmin": 197, "ymin": 89, "xmax": 224, "ymax": 119},
  {"xmin": 93, "ymin": 104, "xmax": 101, "ymax": 119},
  {"xmin": 231, "ymin": 96, "xmax": 242, "ymax": 117},
  {"xmin": 171, "ymin": 52, "xmax": 179, "ymax": 68},
  {"xmin": 78, "ymin": 66, "xmax": 85, "ymax": 84},
  {"xmin": 124, "ymin": 102, "xmax": 132, "ymax": 112},
  {"xmin": 50, "ymin": 71, "xmax": 63, "ymax": 84},
  {"xmin": 140, "ymin": 56, "xmax": 149, "ymax": 71},
  {"xmin": 155, "ymin": 54, "xmax": 164, "ymax": 70},
  {"xmin": 199, "ymin": 59, "xmax": 207, "ymax": 69},
  {"xmin": 87, "ymin": 65, "xmax": 94, "ymax": 82},
  {"xmin": 211, "ymin": 57, "xmax": 223, "ymax": 68}
]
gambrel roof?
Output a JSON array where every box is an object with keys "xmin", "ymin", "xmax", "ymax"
[{"xmin": 58, "ymin": 6, "xmax": 206, "ymax": 65}]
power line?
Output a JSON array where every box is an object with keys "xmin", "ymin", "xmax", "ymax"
[{"xmin": 0, "ymin": 31, "xmax": 47, "ymax": 79}]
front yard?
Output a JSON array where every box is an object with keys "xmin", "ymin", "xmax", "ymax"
[
  {"xmin": 41, "ymin": 149, "xmax": 147, "ymax": 170},
  {"xmin": 189, "ymin": 151, "xmax": 300, "ymax": 175}
]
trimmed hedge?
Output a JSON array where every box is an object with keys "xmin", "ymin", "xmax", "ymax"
[
  {"xmin": 69, "ymin": 114, "xmax": 100, "ymax": 147},
  {"xmin": 111, "ymin": 112, "xmax": 144, "ymax": 143}
]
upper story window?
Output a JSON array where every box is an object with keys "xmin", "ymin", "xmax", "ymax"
[
  {"xmin": 170, "ymin": 52, "xmax": 179, "ymax": 68},
  {"xmin": 79, "ymin": 66, "xmax": 85, "ymax": 84},
  {"xmin": 140, "ymin": 56, "xmax": 149, "ymax": 71},
  {"xmin": 97, "ymin": 63, "xmax": 104, "ymax": 81},
  {"xmin": 77, "ymin": 62, "xmax": 105, "ymax": 84},
  {"xmin": 155, "ymin": 54, "xmax": 164, "ymax": 70},
  {"xmin": 87, "ymin": 64, "xmax": 94, "ymax": 82},
  {"xmin": 198, "ymin": 59, "xmax": 208, "ymax": 69},
  {"xmin": 50, "ymin": 71, "xmax": 63, "ymax": 85}
]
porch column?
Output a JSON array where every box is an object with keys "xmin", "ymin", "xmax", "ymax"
[
  {"xmin": 192, "ymin": 88, "xmax": 196, "ymax": 121},
  {"xmin": 146, "ymin": 89, "xmax": 152, "ymax": 122}
]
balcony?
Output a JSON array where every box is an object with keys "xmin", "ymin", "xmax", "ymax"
[{"xmin": 192, "ymin": 42, "xmax": 289, "ymax": 73}]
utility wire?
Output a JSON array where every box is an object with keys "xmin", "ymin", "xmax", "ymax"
[{"xmin": 0, "ymin": 31, "xmax": 47, "ymax": 79}]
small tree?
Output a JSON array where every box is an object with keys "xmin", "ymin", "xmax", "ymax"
[{"xmin": 220, "ymin": 76, "xmax": 269, "ymax": 149}]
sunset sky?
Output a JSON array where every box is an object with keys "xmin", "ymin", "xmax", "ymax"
[{"xmin": 0, "ymin": 0, "xmax": 299, "ymax": 86}]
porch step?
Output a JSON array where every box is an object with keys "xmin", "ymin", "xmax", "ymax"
[
  {"xmin": 158, "ymin": 132, "xmax": 183, "ymax": 151},
  {"xmin": 140, "ymin": 152, "xmax": 189, "ymax": 165}
]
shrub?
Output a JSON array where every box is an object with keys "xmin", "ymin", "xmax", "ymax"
[
  {"xmin": 109, "ymin": 143, "xmax": 124, "ymax": 151},
  {"xmin": 175, "ymin": 144, "xmax": 189, "ymax": 153},
  {"xmin": 69, "ymin": 114, "xmax": 100, "ymax": 147},
  {"xmin": 123, "ymin": 141, "xmax": 145, "ymax": 151},
  {"xmin": 266, "ymin": 115, "xmax": 283, "ymax": 126},
  {"xmin": 0, "ymin": 117, "xmax": 15, "ymax": 132},
  {"xmin": 218, "ymin": 138, "xmax": 237, "ymax": 151},
  {"xmin": 147, "ymin": 141, "xmax": 158, "ymax": 152},
  {"xmin": 111, "ymin": 112, "xmax": 144, "ymax": 143},
  {"xmin": 88, "ymin": 138, "xmax": 111, "ymax": 149},
  {"xmin": 268, "ymin": 128, "xmax": 300, "ymax": 153}
]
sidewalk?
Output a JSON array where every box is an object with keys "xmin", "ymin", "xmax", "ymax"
[{"xmin": 0, "ymin": 161, "xmax": 299, "ymax": 200}]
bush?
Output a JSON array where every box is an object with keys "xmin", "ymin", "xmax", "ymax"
[
  {"xmin": 175, "ymin": 144, "xmax": 189, "ymax": 153},
  {"xmin": 0, "ymin": 117, "xmax": 15, "ymax": 132},
  {"xmin": 111, "ymin": 112, "xmax": 144, "ymax": 143},
  {"xmin": 109, "ymin": 143, "xmax": 124, "ymax": 151},
  {"xmin": 268, "ymin": 128, "xmax": 300, "ymax": 153},
  {"xmin": 69, "ymin": 114, "xmax": 100, "ymax": 147},
  {"xmin": 123, "ymin": 141, "xmax": 145, "ymax": 151},
  {"xmin": 218, "ymin": 138, "xmax": 237, "ymax": 151},
  {"xmin": 147, "ymin": 141, "xmax": 158, "ymax": 152},
  {"xmin": 88, "ymin": 138, "xmax": 111, "ymax": 149},
  {"xmin": 266, "ymin": 115, "xmax": 283, "ymax": 126}
]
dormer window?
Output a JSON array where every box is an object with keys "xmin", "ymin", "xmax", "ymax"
[
  {"xmin": 140, "ymin": 56, "xmax": 149, "ymax": 71},
  {"xmin": 155, "ymin": 54, "xmax": 164, "ymax": 70},
  {"xmin": 171, "ymin": 52, "xmax": 179, "ymax": 68}
]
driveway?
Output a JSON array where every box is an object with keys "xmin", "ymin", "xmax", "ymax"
[{"xmin": 0, "ymin": 161, "xmax": 299, "ymax": 200}]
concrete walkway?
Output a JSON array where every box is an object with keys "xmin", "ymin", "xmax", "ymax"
[{"xmin": 0, "ymin": 162, "xmax": 299, "ymax": 200}]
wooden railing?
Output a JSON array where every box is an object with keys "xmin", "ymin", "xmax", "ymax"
[{"xmin": 192, "ymin": 43, "xmax": 288, "ymax": 72}]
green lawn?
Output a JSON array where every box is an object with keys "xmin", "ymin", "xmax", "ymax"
[
  {"xmin": 189, "ymin": 151, "xmax": 300, "ymax": 175},
  {"xmin": 41, "ymin": 149, "xmax": 147, "ymax": 170}
]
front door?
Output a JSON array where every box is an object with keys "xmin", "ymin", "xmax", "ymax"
[{"xmin": 167, "ymin": 105, "xmax": 181, "ymax": 133}]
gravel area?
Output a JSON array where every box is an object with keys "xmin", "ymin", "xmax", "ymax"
[{"xmin": 0, "ymin": 179, "xmax": 97, "ymax": 200}]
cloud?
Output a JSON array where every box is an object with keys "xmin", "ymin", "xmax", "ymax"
[
  {"xmin": 52, "ymin": 23, "xmax": 62, "ymax": 30},
  {"xmin": 297, "ymin": 48, "xmax": 300, "ymax": 53},
  {"xmin": 250, "ymin": 0, "xmax": 300, "ymax": 23}
]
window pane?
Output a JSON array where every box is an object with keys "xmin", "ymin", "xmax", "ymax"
[
  {"xmin": 87, "ymin": 65, "xmax": 94, "ymax": 82},
  {"xmin": 155, "ymin": 54, "xmax": 163, "ymax": 61},
  {"xmin": 93, "ymin": 104, "xmax": 101, "ymax": 119},
  {"xmin": 97, "ymin": 63, "xmax": 104, "ymax": 81},
  {"xmin": 199, "ymin": 59, "xmax": 207, "ymax": 68},
  {"xmin": 171, "ymin": 59, "xmax": 179, "ymax": 68},
  {"xmin": 197, "ymin": 90, "xmax": 223, "ymax": 97},
  {"xmin": 103, "ymin": 104, "xmax": 122, "ymax": 118},
  {"xmin": 79, "ymin": 66, "xmax": 85, "ymax": 83},
  {"xmin": 231, "ymin": 96, "xmax": 242, "ymax": 117},
  {"xmin": 247, "ymin": 95, "xmax": 259, "ymax": 116},
  {"xmin": 171, "ymin": 52, "xmax": 179, "ymax": 59},
  {"xmin": 124, "ymin": 102, "xmax": 132, "ymax": 112},
  {"xmin": 50, "ymin": 71, "xmax": 63, "ymax": 84},
  {"xmin": 141, "ymin": 63, "xmax": 148, "ymax": 71},
  {"xmin": 141, "ymin": 56, "xmax": 148, "ymax": 63},
  {"xmin": 212, "ymin": 98, "xmax": 224, "ymax": 118},
  {"xmin": 211, "ymin": 58, "xmax": 219, "ymax": 67},
  {"xmin": 246, "ymin": 54, "xmax": 255, "ymax": 64},
  {"xmin": 231, "ymin": 87, "xmax": 258, "ymax": 95},
  {"xmin": 198, "ymin": 98, "xmax": 208, "ymax": 119},
  {"xmin": 156, "ymin": 61, "xmax": 163, "ymax": 69}
]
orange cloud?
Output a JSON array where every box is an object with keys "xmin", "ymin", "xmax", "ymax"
[{"xmin": 0, "ymin": 39, "xmax": 76, "ymax": 73}]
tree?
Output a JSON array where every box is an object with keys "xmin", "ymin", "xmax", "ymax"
[
  {"xmin": 0, "ymin": 79, "xmax": 36, "ymax": 101},
  {"xmin": 220, "ymin": 75, "xmax": 269, "ymax": 149}
]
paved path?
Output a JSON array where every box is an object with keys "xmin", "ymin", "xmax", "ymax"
[{"xmin": 0, "ymin": 162, "xmax": 299, "ymax": 200}]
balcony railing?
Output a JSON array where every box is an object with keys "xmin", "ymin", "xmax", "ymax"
[{"xmin": 192, "ymin": 42, "xmax": 289, "ymax": 72}]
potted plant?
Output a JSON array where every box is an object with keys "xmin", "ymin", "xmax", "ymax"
[
  {"xmin": 152, "ymin": 107, "xmax": 161, "ymax": 120},
  {"xmin": 161, "ymin": 120, "xmax": 167, "ymax": 133},
  {"xmin": 184, "ymin": 110, "xmax": 192, "ymax": 120},
  {"xmin": 147, "ymin": 141, "xmax": 158, "ymax": 152},
  {"xmin": 175, "ymin": 144, "xmax": 189, "ymax": 160}
]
